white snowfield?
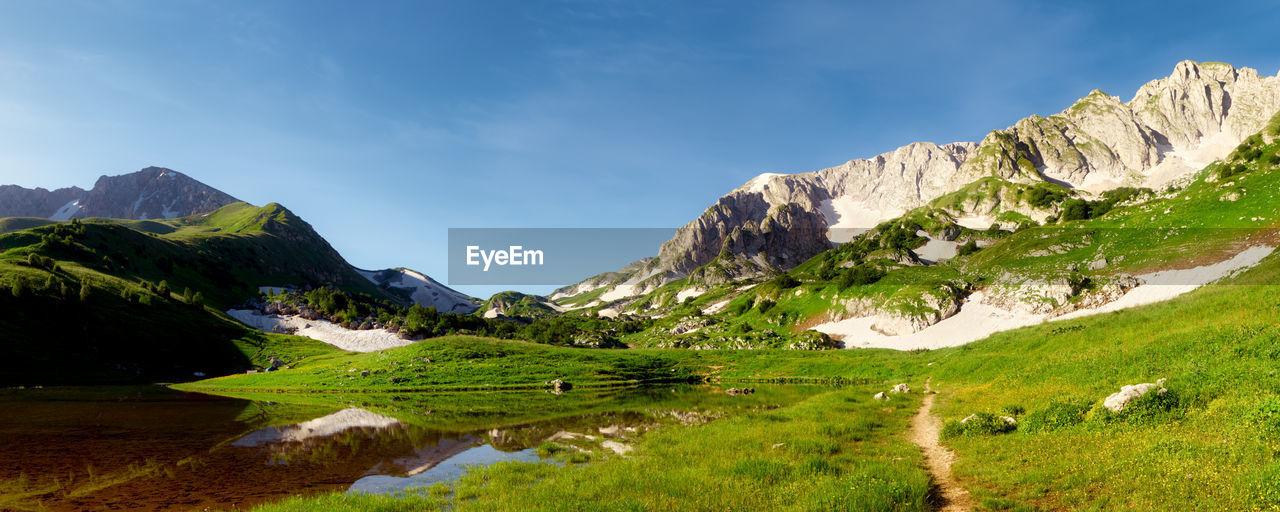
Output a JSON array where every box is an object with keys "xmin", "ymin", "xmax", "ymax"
[
  {"xmin": 232, "ymin": 408, "xmax": 402, "ymax": 447},
  {"xmin": 675, "ymin": 288, "xmax": 706, "ymax": 302},
  {"xmin": 50, "ymin": 200, "xmax": 82, "ymax": 221},
  {"xmin": 914, "ymin": 238, "xmax": 960, "ymax": 264},
  {"xmin": 355, "ymin": 268, "xmax": 477, "ymax": 314},
  {"xmin": 954, "ymin": 214, "xmax": 995, "ymax": 231},
  {"xmin": 820, "ymin": 197, "xmax": 899, "ymax": 243},
  {"xmin": 227, "ymin": 309, "xmax": 414, "ymax": 352},
  {"xmin": 815, "ymin": 245, "xmax": 1275, "ymax": 351}
]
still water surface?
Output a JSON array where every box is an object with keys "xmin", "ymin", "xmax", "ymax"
[{"xmin": 0, "ymin": 384, "xmax": 817, "ymax": 511}]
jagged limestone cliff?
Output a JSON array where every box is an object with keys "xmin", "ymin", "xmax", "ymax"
[{"xmin": 557, "ymin": 61, "xmax": 1280, "ymax": 300}]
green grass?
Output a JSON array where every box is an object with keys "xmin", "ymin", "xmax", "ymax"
[
  {"xmin": 917, "ymin": 249, "xmax": 1280, "ymax": 511},
  {"xmin": 174, "ymin": 335, "xmax": 927, "ymax": 393},
  {"xmin": 244, "ymin": 385, "xmax": 930, "ymax": 512}
]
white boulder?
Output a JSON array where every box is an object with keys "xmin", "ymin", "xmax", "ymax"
[{"xmin": 1103, "ymin": 378, "xmax": 1168, "ymax": 412}]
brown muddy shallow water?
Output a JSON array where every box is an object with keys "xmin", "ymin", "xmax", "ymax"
[{"xmin": 0, "ymin": 384, "xmax": 814, "ymax": 511}]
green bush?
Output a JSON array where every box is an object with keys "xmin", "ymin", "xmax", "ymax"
[
  {"xmin": 839, "ymin": 264, "xmax": 884, "ymax": 288},
  {"xmin": 1025, "ymin": 183, "xmax": 1068, "ymax": 208},
  {"xmin": 957, "ymin": 240, "xmax": 981, "ymax": 257},
  {"xmin": 1022, "ymin": 401, "xmax": 1090, "ymax": 433},
  {"xmin": 10, "ymin": 278, "xmax": 28, "ymax": 298},
  {"xmin": 756, "ymin": 299, "xmax": 776, "ymax": 313},
  {"xmin": 771, "ymin": 274, "xmax": 800, "ymax": 289},
  {"xmin": 941, "ymin": 412, "xmax": 1017, "ymax": 438},
  {"xmin": 1059, "ymin": 199, "xmax": 1092, "ymax": 222},
  {"xmin": 1001, "ymin": 405, "xmax": 1026, "ymax": 417}
]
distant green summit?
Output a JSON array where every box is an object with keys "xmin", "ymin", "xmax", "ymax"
[{"xmin": 0, "ymin": 201, "xmax": 408, "ymax": 384}]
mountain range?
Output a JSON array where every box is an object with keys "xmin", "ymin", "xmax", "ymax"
[
  {"xmin": 0, "ymin": 167, "xmax": 239, "ymax": 220},
  {"xmin": 2, "ymin": 59, "xmax": 1278, "ymax": 383},
  {"xmin": 556, "ymin": 61, "xmax": 1280, "ymax": 301}
]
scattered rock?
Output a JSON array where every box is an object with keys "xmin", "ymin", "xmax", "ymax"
[
  {"xmin": 547, "ymin": 379, "xmax": 572, "ymax": 393},
  {"xmin": 874, "ymin": 392, "xmax": 888, "ymax": 401},
  {"xmin": 360, "ymin": 370, "xmax": 369, "ymax": 377},
  {"xmin": 891, "ymin": 383, "xmax": 911, "ymax": 394},
  {"xmin": 1103, "ymin": 378, "xmax": 1167, "ymax": 412},
  {"xmin": 725, "ymin": 387, "xmax": 755, "ymax": 395}
]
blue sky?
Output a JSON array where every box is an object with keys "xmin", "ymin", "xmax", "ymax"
[{"xmin": 1, "ymin": 0, "xmax": 1277, "ymax": 298}]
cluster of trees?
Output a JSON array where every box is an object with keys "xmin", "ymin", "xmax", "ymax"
[
  {"xmin": 21, "ymin": 253, "xmax": 60, "ymax": 272},
  {"xmin": 838, "ymin": 263, "xmax": 885, "ymax": 288},
  {"xmin": 1023, "ymin": 183, "xmax": 1069, "ymax": 208},
  {"xmin": 6, "ymin": 273, "xmax": 90, "ymax": 303},
  {"xmin": 1056, "ymin": 187, "xmax": 1152, "ymax": 223}
]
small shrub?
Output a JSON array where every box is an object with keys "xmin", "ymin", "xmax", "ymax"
[
  {"xmin": 1022, "ymin": 401, "xmax": 1090, "ymax": 433},
  {"xmin": 1001, "ymin": 405, "xmax": 1026, "ymax": 417},
  {"xmin": 10, "ymin": 278, "xmax": 28, "ymax": 298},
  {"xmin": 956, "ymin": 240, "xmax": 981, "ymax": 257},
  {"xmin": 756, "ymin": 299, "xmax": 776, "ymax": 313},
  {"xmin": 941, "ymin": 413, "xmax": 1016, "ymax": 438}
]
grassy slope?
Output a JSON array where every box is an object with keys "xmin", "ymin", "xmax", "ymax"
[
  {"xmin": 921, "ymin": 250, "xmax": 1280, "ymax": 511},
  {"xmin": 174, "ymin": 335, "xmax": 926, "ymax": 393},
  {"xmin": 0, "ymin": 201, "xmax": 386, "ymax": 384}
]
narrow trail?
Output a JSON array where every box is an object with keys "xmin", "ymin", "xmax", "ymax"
[{"xmin": 908, "ymin": 377, "xmax": 973, "ymax": 512}]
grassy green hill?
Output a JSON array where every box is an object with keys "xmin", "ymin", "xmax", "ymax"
[{"xmin": 0, "ymin": 201, "xmax": 410, "ymax": 384}]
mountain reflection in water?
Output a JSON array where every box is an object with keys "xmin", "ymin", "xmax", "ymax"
[{"xmin": 0, "ymin": 384, "xmax": 824, "ymax": 511}]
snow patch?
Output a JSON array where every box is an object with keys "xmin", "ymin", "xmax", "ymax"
[
  {"xmin": 915, "ymin": 238, "xmax": 960, "ymax": 263},
  {"xmin": 599, "ymin": 285, "xmax": 637, "ymax": 303},
  {"xmin": 258, "ymin": 286, "xmax": 288, "ymax": 296},
  {"xmin": 954, "ymin": 215, "xmax": 995, "ymax": 231},
  {"xmin": 819, "ymin": 197, "xmax": 899, "ymax": 243},
  {"xmin": 50, "ymin": 200, "xmax": 81, "ymax": 221},
  {"xmin": 813, "ymin": 245, "xmax": 1275, "ymax": 350},
  {"xmin": 357, "ymin": 268, "xmax": 477, "ymax": 314},
  {"xmin": 702, "ymin": 299, "xmax": 731, "ymax": 315},
  {"xmin": 743, "ymin": 173, "xmax": 784, "ymax": 194},
  {"xmin": 160, "ymin": 198, "xmax": 180, "ymax": 220},
  {"xmin": 227, "ymin": 309, "xmax": 414, "ymax": 352},
  {"xmin": 675, "ymin": 288, "xmax": 705, "ymax": 302},
  {"xmin": 1144, "ymin": 131, "xmax": 1239, "ymax": 190}
]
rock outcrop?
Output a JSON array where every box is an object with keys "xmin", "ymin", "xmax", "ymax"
[{"xmin": 1103, "ymin": 378, "xmax": 1168, "ymax": 412}]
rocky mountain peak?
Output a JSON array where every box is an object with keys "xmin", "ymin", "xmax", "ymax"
[{"xmin": 0, "ymin": 166, "xmax": 238, "ymax": 220}]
